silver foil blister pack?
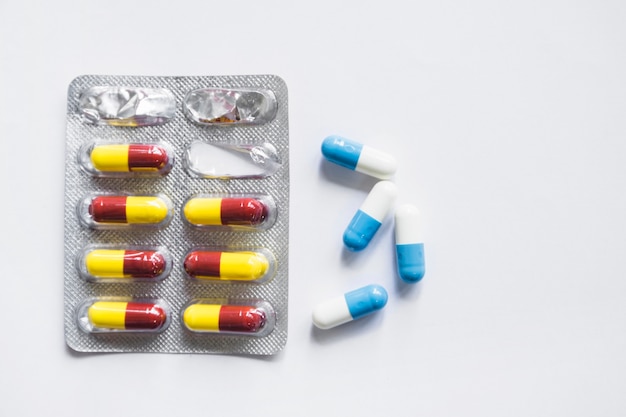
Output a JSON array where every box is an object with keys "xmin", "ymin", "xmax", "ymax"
[{"xmin": 64, "ymin": 75, "xmax": 289, "ymax": 354}]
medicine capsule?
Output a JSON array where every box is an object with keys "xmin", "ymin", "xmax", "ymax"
[
  {"xmin": 90, "ymin": 144, "xmax": 170, "ymax": 173},
  {"xmin": 343, "ymin": 181, "xmax": 398, "ymax": 251},
  {"xmin": 312, "ymin": 284, "xmax": 388, "ymax": 330},
  {"xmin": 184, "ymin": 250, "xmax": 270, "ymax": 281},
  {"xmin": 84, "ymin": 249, "xmax": 167, "ymax": 280},
  {"xmin": 88, "ymin": 195, "xmax": 169, "ymax": 225},
  {"xmin": 183, "ymin": 304, "xmax": 267, "ymax": 334},
  {"xmin": 183, "ymin": 197, "xmax": 269, "ymax": 227},
  {"xmin": 321, "ymin": 135, "xmax": 398, "ymax": 179},
  {"xmin": 395, "ymin": 204, "xmax": 425, "ymax": 283},
  {"xmin": 87, "ymin": 301, "xmax": 168, "ymax": 331}
]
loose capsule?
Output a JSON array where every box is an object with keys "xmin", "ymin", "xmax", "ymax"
[
  {"xmin": 321, "ymin": 135, "xmax": 398, "ymax": 179},
  {"xmin": 83, "ymin": 249, "xmax": 167, "ymax": 280},
  {"xmin": 395, "ymin": 204, "xmax": 425, "ymax": 283},
  {"xmin": 85, "ymin": 301, "xmax": 168, "ymax": 332},
  {"xmin": 86, "ymin": 195, "xmax": 170, "ymax": 225},
  {"xmin": 90, "ymin": 144, "xmax": 170, "ymax": 173},
  {"xmin": 184, "ymin": 250, "xmax": 270, "ymax": 281},
  {"xmin": 183, "ymin": 197, "xmax": 270, "ymax": 227},
  {"xmin": 343, "ymin": 181, "xmax": 398, "ymax": 251},
  {"xmin": 312, "ymin": 284, "xmax": 388, "ymax": 330},
  {"xmin": 183, "ymin": 304, "xmax": 267, "ymax": 334}
]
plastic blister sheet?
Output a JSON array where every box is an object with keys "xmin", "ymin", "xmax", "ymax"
[{"xmin": 64, "ymin": 74, "xmax": 289, "ymax": 354}]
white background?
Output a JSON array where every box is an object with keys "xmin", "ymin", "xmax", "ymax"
[{"xmin": 1, "ymin": 1, "xmax": 625, "ymax": 416}]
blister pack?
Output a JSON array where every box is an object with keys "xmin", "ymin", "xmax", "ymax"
[{"xmin": 64, "ymin": 75, "xmax": 289, "ymax": 355}]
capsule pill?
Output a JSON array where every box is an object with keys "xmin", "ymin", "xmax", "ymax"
[
  {"xmin": 90, "ymin": 144, "xmax": 170, "ymax": 173},
  {"xmin": 87, "ymin": 195, "xmax": 170, "ymax": 225},
  {"xmin": 321, "ymin": 135, "xmax": 398, "ymax": 179},
  {"xmin": 184, "ymin": 250, "xmax": 270, "ymax": 281},
  {"xmin": 183, "ymin": 304, "xmax": 267, "ymax": 334},
  {"xmin": 183, "ymin": 197, "xmax": 269, "ymax": 227},
  {"xmin": 83, "ymin": 249, "xmax": 167, "ymax": 280},
  {"xmin": 343, "ymin": 181, "xmax": 398, "ymax": 251},
  {"xmin": 312, "ymin": 284, "xmax": 388, "ymax": 330},
  {"xmin": 86, "ymin": 301, "xmax": 168, "ymax": 332}
]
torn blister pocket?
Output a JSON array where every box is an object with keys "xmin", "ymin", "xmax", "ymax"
[
  {"xmin": 184, "ymin": 141, "xmax": 281, "ymax": 179},
  {"xmin": 183, "ymin": 88, "xmax": 277, "ymax": 125},
  {"xmin": 78, "ymin": 86, "xmax": 176, "ymax": 127}
]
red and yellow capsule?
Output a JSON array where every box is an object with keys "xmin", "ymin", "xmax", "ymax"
[
  {"xmin": 82, "ymin": 249, "xmax": 168, "ymax": 281},
  {"xmin": 183, "ymin": 250, "xmax": 270, "ymax": 281},
  {"xmin": 81, "ymin": 300, "xmax": 169, "ymax": 332},
  {"xmin": 183, "ymin": 303, "xmax": 268, "ymax": 334},
  {"xmin": 183, "ymin": 196, "xmax": 272, "ymax": 228},
  {"xmin": 89, "ymin": 143, "xmax": 171, "ymax": 174},
  {"xmin": 84, "ymin": 195, "xmax": 171, "ymax": 226}
]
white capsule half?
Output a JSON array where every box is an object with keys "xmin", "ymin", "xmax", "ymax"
[
  {"xmin": 395, "ymin": 204, "xmax": 425, "ymax": 283},
  {"xmin": 343, "ymin": 181, "xmax": 398, "ymax": 251}
]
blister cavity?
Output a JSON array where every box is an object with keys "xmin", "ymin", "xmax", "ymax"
[
  {"xmin": 182, "ymin": 299, "xmax": 275, "ymax": 337},
  {"xmin": 78, "ymin": 141, "xmax": 174, "ymax": 177},
  {"xmin": 77, "ymin": 193, "xmax": 173, "ymax": 229},
  {"xmin": 182, "ymin": 193, "xmax": 276, "ymax": 231},
  {"xmin": 76, "ymin": 297, "xmax": 171, "ymax": 333},
  {"xmin": 77, "ymin": 245, "xmax": 172, "ymax": 283},
  {"xmin": 183, "ymin": 247, "xmax": 276, "ymax": 283},
  {"xmin": 78, "ymin": 86, "xmax": 176, "ymax": 126},
  {"xmin": 184, "ymin": 141, "xmax": 280, "ymax": 179},
  {"xmin": 183, "ymin": 88, "xmax": 277, "ymax": 125}
]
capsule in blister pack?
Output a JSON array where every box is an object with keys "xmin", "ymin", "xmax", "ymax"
[
  {"xmin": 182, "ymin": 299, "xmax": 275, "ymax": 337},
  {"xmin": 78, "ymin": 86, "xmax": 176, "ymax": 127},
  {"xmin": 76, "ymin": 298, "xmax": 171, "ymax": 333},
  {"xmin": 78, "ymin": 141, "xmax": 174, "ymax": 177},
  {"xmin": 183, "ymin": 194, "xmax": 277, "ymax": 230},
  {"xmin": 77, "ymin": 193, "xmax": 173, "ymax": 229},
  {"xmin": 77, "ymin": 245, "xmax": 172, "ymax": 282},
  {"xmin": 183, "ymin": 247, "xmax": 275, "ymax": 283},
  {"xmin": 184, "ymin": 141, "xmax": 281, "ymax": 179},
  {"xmin": 183, "ymin": 88, "xmax": 277, "ymax": 126}
]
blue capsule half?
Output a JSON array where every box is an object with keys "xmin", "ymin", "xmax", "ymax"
[
  {"xmin": 345, "ymin": 284, "xmax": 389, "ymax": 320},
  {"xmin": 396, "ymin": 243, "xmax": 425, "ymax": 283},
  {"xmin": 395, "ymin": 204, "xmax": 425, "ymax": 283}
]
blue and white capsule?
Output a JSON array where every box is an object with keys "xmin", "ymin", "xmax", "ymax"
[
  {"xmin": 321, "ymin": 135, "xmax": 398, "ymax": 179},
  {"xmin": 343, "ymin": 181, "xmax": 398, "ymax": 251},
  {"xmin": 312, "ymin": 284, "xmax": 388, "ymax": 329},
  {"xmin": 395, "ymin": 204, "xmax": 425, "ymax": 283}
]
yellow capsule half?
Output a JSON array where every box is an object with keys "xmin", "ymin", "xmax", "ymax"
[
  {"xmin": 125, "ymin": 196, "xmax": 169, "ymax": 224},
  {"xmin": 183, "ymin": 198, "xmax": 222, "ymax": 225},
  {"xmin": 90, "ymin": 144, "xmax": 130, "ymax": 172},
  {"xmin": 85, "ymin": 250, "xmax": 126, "ymax": 278},
  {"xmin": 183, "ymin": 304, "xmax": 222, "ymax": 332},
  {"xmin": 88, "ymin": 301, "xmax": 128, "ymax": 329}
]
